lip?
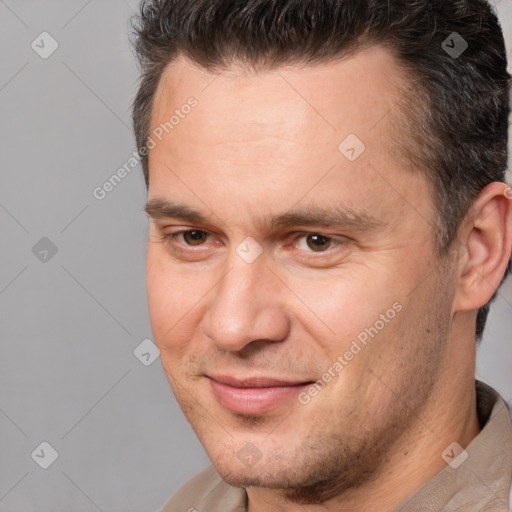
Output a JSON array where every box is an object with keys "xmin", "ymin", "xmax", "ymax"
[{"xmin": 208, "ymin": 375, "xmax": 313, "ymax": 414}]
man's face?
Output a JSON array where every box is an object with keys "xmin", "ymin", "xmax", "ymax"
[{"xmin": 145, "ymin": 47, "xmax": 456, "ymax": 497}]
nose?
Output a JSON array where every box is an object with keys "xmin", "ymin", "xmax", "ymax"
[{"xmin": 200, "ymin": 256, "xmax": 290, "ymax": 352}]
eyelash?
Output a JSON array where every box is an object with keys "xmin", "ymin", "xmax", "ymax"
[{"xmin": 159, "ymin": 229, "xmax": 345, "ymax": 257}]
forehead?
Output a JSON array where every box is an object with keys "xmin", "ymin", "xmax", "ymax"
[
  {"xmin": 149, "ymin": 45, "xmax": 408, "ymax": 152},
  {"xmin": 146, "ymin": 46, "xmax": 432, "ymax": 232}
]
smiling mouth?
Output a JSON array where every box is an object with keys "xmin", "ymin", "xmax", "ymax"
[{"xmin": 207, "ymin": 374, "xmax": 314, "ymax": 414}]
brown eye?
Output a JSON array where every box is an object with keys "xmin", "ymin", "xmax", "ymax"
[
  {"xmin": 182, "ymin": 230, "xmax": 208, "ymax": 245},
  {"xmin": 304, "ymin": 234, "xmax": 332, "ymax": 252}
]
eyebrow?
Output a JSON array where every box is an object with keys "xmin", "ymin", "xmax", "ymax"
[{"xmin": 144, "ymin": 198, "xmax": 385, "ymax": 233}]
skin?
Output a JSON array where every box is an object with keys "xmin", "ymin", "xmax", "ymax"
[{"xmin": 144, "ymin": 47, "xmax": 512, "ymax": 511}]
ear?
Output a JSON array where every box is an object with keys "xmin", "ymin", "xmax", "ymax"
[{"xmin": 453, "ymin": 182, "xmax": 512, "ymax": 312}]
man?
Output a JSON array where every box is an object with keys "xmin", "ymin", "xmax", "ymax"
[{"xmin": 131, "ymin": 0, "xmax": 512, "ymax": 510}]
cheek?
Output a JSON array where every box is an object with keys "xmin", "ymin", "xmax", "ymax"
[
  {"xmin": 145, "ymin": 247, "xmax": 204, "ymax": 351},
  {"xmin": 293, "ymin": 266, "xmax": 404, "ymax": 348}
]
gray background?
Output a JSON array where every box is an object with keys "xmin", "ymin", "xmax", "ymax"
[{"xmin": 0, "ymin": 1, "xmax": 511, "ymax": 511}]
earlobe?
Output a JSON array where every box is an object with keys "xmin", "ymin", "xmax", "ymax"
[{"xmin": 454, "ymin": 182, "xmax": 512, "ymax": 312}]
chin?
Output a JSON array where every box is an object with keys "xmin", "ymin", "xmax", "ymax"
[
  {"xmin": 216, "ymin": 467, "xmax": 267, "ymax": 488},
  {"xmin": 212, "ymin": 458, "xmax": 351, "ymax": 506},
  {"xmin": 200, "ymin": 439, "xmax": 272, "ymax": 485}
]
